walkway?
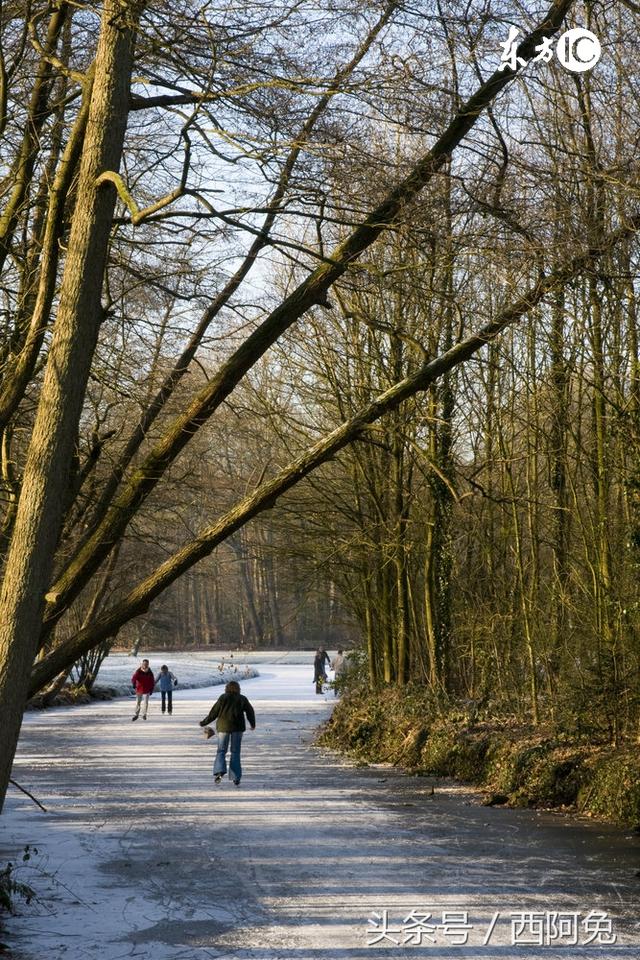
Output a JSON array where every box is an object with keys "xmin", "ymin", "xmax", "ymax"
[{"xmin": 2, "ymin": 664, "xmax": 639, "ymax": 959}]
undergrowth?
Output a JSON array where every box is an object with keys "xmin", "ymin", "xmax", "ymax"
[
  {"xmin": 318, "ymin": 686, "xmax": 640, "ymax": 826},
  {"xmin": 0, "ymin": 846, "xmax": 37, "ymax": 915}
]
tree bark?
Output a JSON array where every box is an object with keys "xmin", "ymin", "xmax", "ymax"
[{"xmin": 0, "ymin": 0, "xmax": 142, "ymax": 813}]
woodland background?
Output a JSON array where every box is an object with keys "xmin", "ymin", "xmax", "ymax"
[{"xmin": 1, "ymin": 0, "xmax": 640, "ymax": 809}]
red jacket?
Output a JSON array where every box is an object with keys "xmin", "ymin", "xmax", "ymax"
[{"xmin": 132, "ymin": 667, "xmax": 155, "ymax": 695}]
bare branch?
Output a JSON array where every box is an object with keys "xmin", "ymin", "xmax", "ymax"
[{"xmin": 9, "ymin": 778, "xmax": 47, "ymax": 812}]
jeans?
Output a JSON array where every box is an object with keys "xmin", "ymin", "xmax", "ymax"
[
  {"xmin": 161, "ymin": 690, "xmax": 173, "ymax": 713},
  {"xmin": 213, "ymin": 731, "xmax": 243, "ymax": 782},
  {"xmin": 134, "ymin": 693, "xmax": 149, "ymax": 717}
]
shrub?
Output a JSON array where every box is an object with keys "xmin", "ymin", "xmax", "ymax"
[{"xmin": 0, "ymin": 846, "xmax": 37, "ymax": 915}]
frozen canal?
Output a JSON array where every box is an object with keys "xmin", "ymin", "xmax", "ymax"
[{"xmin": 2, "ymin": 659, "xmax": 640, "ymax": 959}]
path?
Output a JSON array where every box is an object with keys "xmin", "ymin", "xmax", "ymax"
[{"xmin": 2, "ymin": 663, "xmax": 640, "ymax": 959}]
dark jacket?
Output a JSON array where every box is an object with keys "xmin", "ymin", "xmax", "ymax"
[
  {"xmin": 200, "ymin": 692, "xmax": 256, "ymax": 732},
  {"xmin": 313, "ymin": 651, "xmax": 330, "ymax": 682}
]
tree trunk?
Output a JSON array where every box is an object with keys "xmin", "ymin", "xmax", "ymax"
[
  {"xmin": 37, "ymin": 0, "xmax": 577, "ymax": 641},
  {"xmin": 27, "ymin": 210, "xmax": 640, "ymax": 700},
  {"xmin": 0, "ymin": 0, "xmax": 141, "ymax": 813}
]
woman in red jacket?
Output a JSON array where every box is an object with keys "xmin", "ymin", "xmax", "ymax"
[{"xmin": 131, "ymin": 659, "xmax": 155, "ymax": 721}]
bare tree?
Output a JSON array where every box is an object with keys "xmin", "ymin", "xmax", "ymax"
[{"xmin": 6, "ymin": 0, "xmax": 628, "ymax": 813}]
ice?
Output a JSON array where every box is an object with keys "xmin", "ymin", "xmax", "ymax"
[{"xmin": 2, "ymin": 657, "xmax": 639, "ymax": 960}]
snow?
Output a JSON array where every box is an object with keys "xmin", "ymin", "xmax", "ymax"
[
  {"xmin": 2, "ymin": 657, "xmax": 640, "ymax": 960},
  {"xmin": 87, "ymin": 650, "xmax": 260, "ymax": 698}
]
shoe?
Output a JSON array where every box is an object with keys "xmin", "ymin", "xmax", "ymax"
[
  {"xmin": 132, "ymin": 715, "xmax": 138, "ymax": 722},
  {"xmin": 233, "ymin": 780, "xmax": 240, "ymax": 786},
  {"xmin": 214, "ymin": 774, "xmax": 223, "ymax": 783},
  {"xmin": 168, "ymin": 711, "xmax": 172, "ymax": 715},
  {"xmin": 142, "ymin": 715, "xmax": 147, "ymax": 720}
]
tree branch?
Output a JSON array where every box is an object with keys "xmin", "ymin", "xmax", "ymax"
[
  {"xmin": 30, "ymin": 197, "xmax": 636, "ymax": 695},
  {"xmin": 9, "ymin": 779, "xmax": 47, "ymax": 812},
  {"xmin": 39, "ymin": 0, "xmax": 577, "ymax": 645}
]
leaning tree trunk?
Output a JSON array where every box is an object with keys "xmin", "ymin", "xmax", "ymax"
[
  {"xmin": 24, "ymin": 210, "xmax": 640, "ymax": 699},
  {"xmin": 0, "ymin": 0, "xmax": 142, "ymax": 813}
]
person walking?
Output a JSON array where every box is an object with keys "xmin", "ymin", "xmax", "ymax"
[
  {"xmin": 155, "ymin": 664, "xmax": 178, "ymax": 715},
  {"xmin": 313, "ymin": 646, "xmax": 330, "ymax": 694},
  {"xmin": 199, "ymin": 680, "xmax": 256, "ymax": 786},
  {"xmin": 330, "ymin": 649, "xmax": 346, "ymax": 696},
  {"xmin": 131, "ymin": 658, "xmax": 155, "ymax": 721}
]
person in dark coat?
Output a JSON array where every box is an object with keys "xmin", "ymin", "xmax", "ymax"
[
  {"xmin": 313, "ymin": 646, "xmax": 330, "ymax": 694},
  {"xmin": 199, "ymin": 680, "xmax": 256, "ymax": 786}
]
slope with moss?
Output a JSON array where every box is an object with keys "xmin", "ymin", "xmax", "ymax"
[{"xmin": 318, "ymin": 687, "xmax": 640, "ymax": 827}]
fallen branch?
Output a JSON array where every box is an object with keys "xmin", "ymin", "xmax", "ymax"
[{"xmin": 8, "ymin": 780, "xmax": 47, "ymax": 813}]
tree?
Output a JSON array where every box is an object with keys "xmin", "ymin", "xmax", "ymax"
[
  {"xmin": 3, "ymin": 0, "xmax": 622, "ymax": 813},
  {"xmin": 0, "ymin": 0, "xmax": 144, "ymax": 808}
]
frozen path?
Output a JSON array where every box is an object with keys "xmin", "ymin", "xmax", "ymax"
[{"xmin": 2, "ymin": 663, "xmax": 640, "ymax": 959}]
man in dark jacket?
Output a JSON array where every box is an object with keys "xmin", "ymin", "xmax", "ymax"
[
  {"xmin": 199, "ymin": 680, "xmax": 256, "ymax": 786},
  {"xmin": 313, "ymin": 647, "xmax": 330, "ymax": 694}
]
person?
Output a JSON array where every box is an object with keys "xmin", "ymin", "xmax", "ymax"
[
  {"xmin": 313, "ymin": 646, "xmax": 330, "ymax": 694},
  {"xmin": 330, "ymin": 649, "xmax": 346, "ymax": 696},
  {"xmin": 131, "ymin": 658, "xmax": 155, "ymax": 721},
  {"xmin": 199, "ymin": 680, "xmax": 256, "ymax": 786},
  {"xmin": 155, "ymin": 664, "xmax": 178, "ymax": 715}
]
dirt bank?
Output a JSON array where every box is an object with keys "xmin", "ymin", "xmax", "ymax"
[{"xmin": 319, "ymin": 686, "xmax": 640, "ymax": 827}]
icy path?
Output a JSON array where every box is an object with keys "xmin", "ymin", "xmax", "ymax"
[{"xmin": 2, "ymin": 663, "xmax": 640, "ymax": 959}]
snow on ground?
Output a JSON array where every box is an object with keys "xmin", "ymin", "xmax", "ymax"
[
  {"xmin": 2, "ymin": 659, "xmax": 640, "ymax": 960},
  {"xmin": 89, "ymin": 650, "xmax": 260, "ymax": 698}
]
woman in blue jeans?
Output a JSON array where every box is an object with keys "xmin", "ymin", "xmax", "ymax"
[{"xmin": 199, "ymin": 680, "xmax": 256, "ymax": 786}]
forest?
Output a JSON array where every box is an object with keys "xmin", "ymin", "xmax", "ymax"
[{"xmin": 1, "ymin": 0, "xmax": 640, "ymax": 813}]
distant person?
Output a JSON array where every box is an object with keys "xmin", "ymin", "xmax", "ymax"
[
  {"xmin": 313, "ymin": 646, "xmax": 330, "ymax": 694},
  {"xmin": 199, "ymin": 680, "xmax": 256, "ymax": 786},
  {"xmin": 330, "ymin": 649, "xmax": 346, "ymax": 696},
  {"xmin": 155, "ymin": 664, "xmax": 178, "ymax": 715},
  {"xmin": 131, "ymin": 658, "xmax": 155, "ymax": 721}
]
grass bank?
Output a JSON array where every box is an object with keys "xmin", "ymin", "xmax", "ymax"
[
  {"xmin": 28, "ymin": 686, "xmax": 120, "ymax": 709},
  {"xmin": 318, "ymin": 686, "xmax": 640, "ymax": 827}
]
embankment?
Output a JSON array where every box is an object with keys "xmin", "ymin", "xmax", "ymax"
[{"xmin": 318, "ymin": 686, "xmax": 640, "ymax": 827}]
